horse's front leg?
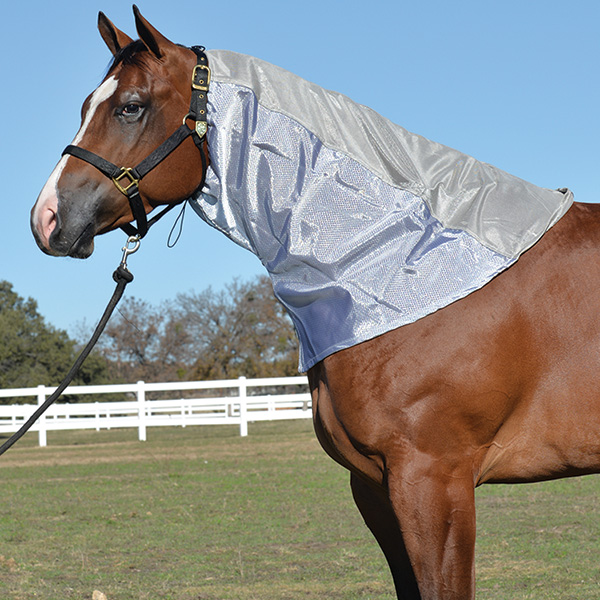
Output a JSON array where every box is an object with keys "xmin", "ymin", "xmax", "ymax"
[
  {"xmin": 351, "ymin": 473, "xmax": 421, "ymax": 599},
  {"xmin": 384, "ymin": 455, "xmax": 477, "ymax": 600},
  {"xmin": 310, "ymin": 364, "xmax": 478, "ymax": 600}
]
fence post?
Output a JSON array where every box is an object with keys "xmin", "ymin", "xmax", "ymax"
[
  {"xmin": 239, "ymin": 376, "xmax": 248, "ymax": 437},
  {"xmin": 137, "ymin": 380, "xmax": 147, "ymax": 442},
  {"xmin": 37, "ymin": 385, "xmax": 47, "ymax": 448}
]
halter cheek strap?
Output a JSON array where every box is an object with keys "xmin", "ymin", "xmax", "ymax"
[{"xmin": 62, "ymin": 46, "xmax": 209, "ymax": 239}]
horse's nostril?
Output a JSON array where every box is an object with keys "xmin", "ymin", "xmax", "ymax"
[{"xmin": 42, "ymin": 207, "xmax": 58, "ymax": 242}]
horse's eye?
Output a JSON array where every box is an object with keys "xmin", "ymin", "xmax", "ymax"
[{"xmin": 120, "ymin": 104, "xmax": 142, "ymax": 117}]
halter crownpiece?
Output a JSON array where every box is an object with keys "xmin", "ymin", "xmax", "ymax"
[{"xmin": 62, "ymin": 46, "xmax": 210, "ymax": 239}]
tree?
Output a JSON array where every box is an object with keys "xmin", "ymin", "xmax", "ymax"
[
  {"xmin": 0, "ymin": 281, "xmax": 109, "ymax": 400},
  {"xmin": 176, "ymin": 275, "xmax": 299, "ymax": 379},
  {"xmin": 98, "ymin": 275, "xmax": 299, "ymax": 382},
  {"xmin": 98, "ymin": 297, "xmax": 190, "ymax": 382}
]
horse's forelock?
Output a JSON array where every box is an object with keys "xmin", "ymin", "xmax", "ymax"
[
  {"xmin": 105, "ymin": 40, "xmax": 150, "ymax": 77},
  {"xmin": 104, "ymin": 41, "xmax": 192, "ymax": 81}
]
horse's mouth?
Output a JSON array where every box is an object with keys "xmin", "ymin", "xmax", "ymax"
[
  {"xmin": 35, "ymin": 221, "xmax": 96, "ymax": 258},
  {"xmin": 66, "ymin": 223, "xmax": 96, "ymax": 258}
]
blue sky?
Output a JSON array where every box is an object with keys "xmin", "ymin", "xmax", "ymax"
[{"xmin": 1, "ymin": 1, "xmax": 598, "ymax": 336}]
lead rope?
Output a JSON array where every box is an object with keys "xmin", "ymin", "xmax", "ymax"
[{"xmin": 0, "ymin": 236, "xmax": 140, "ymax": 457}]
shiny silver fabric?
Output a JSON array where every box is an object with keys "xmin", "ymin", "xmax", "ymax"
[{"xmin": 191, "ymin": 50, "xmax": 573, "ymax": 372}]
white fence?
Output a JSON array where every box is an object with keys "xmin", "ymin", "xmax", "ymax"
[{"xmin": 0, "ymin": 376, "xmax": 311, "ymax": 447}]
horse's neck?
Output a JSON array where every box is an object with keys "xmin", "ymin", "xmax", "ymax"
[{"xmin": 199, "ymin": 79, "xmax": 304, "ymax": 261}]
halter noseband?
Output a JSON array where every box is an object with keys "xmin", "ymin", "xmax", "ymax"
[{"xmin": 62, "ymin": 46, "xmax": 210, "ymax": 239}]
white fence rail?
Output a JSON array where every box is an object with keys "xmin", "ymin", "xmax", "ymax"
[{"xmin": 0, "ymin": 376, "xmax": 311, "ymax": 447}]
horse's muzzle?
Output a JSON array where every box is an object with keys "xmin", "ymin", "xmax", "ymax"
[{"xmin": 31, "ymin": 205, "xmax": 95, "ymax": 259}]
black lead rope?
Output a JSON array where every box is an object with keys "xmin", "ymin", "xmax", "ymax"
[{"xmin": 0, "ymin": 238, "xmax": 139, "ymax": 457}]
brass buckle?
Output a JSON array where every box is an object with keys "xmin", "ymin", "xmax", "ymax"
[
  {"xmin": 192, "ymin": 64, "xmax": 211, "ymax": 91},
  {"xmin": 112, "ymin": 168, "xmax": 139, "ymax": 195}
]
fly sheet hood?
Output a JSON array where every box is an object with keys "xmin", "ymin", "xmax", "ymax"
[{"xmin": 191, "ymin": 50, "xmax": 573, "ymax": 372}]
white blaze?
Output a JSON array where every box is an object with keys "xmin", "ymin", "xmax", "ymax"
[
  {"xmin": 72, "ymin": 75, "xmax": 119, "ymax": 145},
  {"xmin": 33, "ymin": 76, "xmax": 119, "ymax": 245}
]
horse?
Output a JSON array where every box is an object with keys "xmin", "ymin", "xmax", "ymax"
[{"xmin": 30, "ymin": 7, "xmax": 600, "ymax": 599}]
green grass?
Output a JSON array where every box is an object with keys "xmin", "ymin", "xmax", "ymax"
[
  {"xmin": 0, "ymin": 422, "xmax": 599, "ymax": 599},
  {"xmin": 0, "ymin": 422, "xmax": 394, "ymax": 600},
  {"xmin": 476, "ymin": 477, "xmax": 600, "ymax": 599}
]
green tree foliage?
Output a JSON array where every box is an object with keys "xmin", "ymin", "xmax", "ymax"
[
  {"xmin": 0, "ymin": 275, "xmax": 298, "ymax": 400},
  {"xmin": 99, "ymin": 275, "xmax": 299, "ymax": 382},
  {"xmin": 0, "ymin": 281, "xmax": 109, "ymax": 400}
]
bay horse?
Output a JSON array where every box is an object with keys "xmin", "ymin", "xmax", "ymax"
[{"xmin": 30, "ymin": 7, "xmax": 600, "ymax": 599}]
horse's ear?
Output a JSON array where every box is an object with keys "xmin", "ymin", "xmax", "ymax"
[
  {"xmin": 98, "ymin": 12, "xmax": 133, "ymax": 56},
  {"xmin": 133, "ymin": 5, "xmax": 174, "ymax": 59}
]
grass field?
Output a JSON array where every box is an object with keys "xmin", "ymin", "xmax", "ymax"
[{"xmin": 0, "ymin": 421, "xmax": 598, "ymax": 600}]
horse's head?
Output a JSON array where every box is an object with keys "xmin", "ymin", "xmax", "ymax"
[{"xmin": 31, "ymin": 6, "xmax": 208, "ymax": 258}]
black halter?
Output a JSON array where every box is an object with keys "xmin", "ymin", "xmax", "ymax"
[{"xmin": 62, "ymin": 46, "xmax": 210, "ymax": 239}]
